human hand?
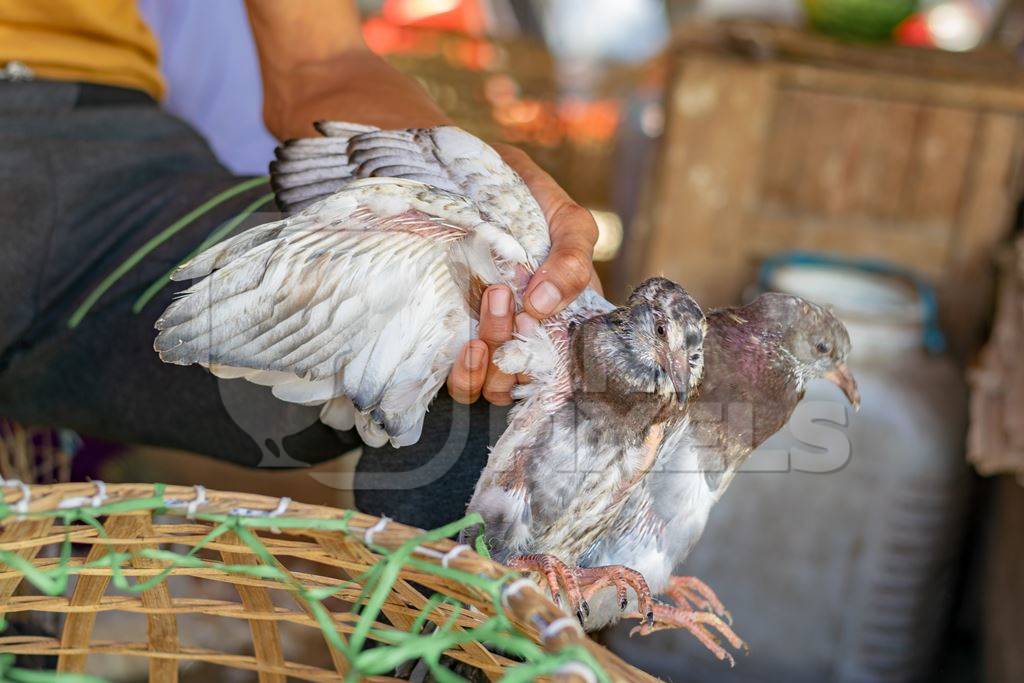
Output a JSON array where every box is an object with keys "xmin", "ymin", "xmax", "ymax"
[{"xmin": 447, "ymin": 145, "xmax": 601, "ymax": 405}]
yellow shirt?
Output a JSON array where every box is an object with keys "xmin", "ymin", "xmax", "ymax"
[{"xmin": 0, "ymin": 0, "xmax": 164, "ymax": 100}]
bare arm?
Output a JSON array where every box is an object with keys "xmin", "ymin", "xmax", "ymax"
[
  {"xmin": 245, "ymin": 0, "xmax": 448, "ymax": 136},
  {"xmin": 244, "ymin": 0, "xmax": 599, "ymax": 405}
]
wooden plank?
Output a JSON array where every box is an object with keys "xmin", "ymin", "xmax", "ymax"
[
  {"xmin": 676, "ymin": 20, "xmax": 1024, "ymax": 92},
  {"xmin": 779, "ymin": 63, "xmax": 1024, "ymax": 113},
  {"xmin": 640, "ymin": 42, "xmax": 1024, "ymax": 359},
  {"xmin": 906, "ymin": 106, "xmax": 978, "ymax": 224},
  {"xmin": 749, "ymin": 212, "xmax": 952, "ymax": 279},
  {"xmin": 639, "ymin": 57, "xmax": 778, "ymax": 307},
  {"xmin": 945, "ymin": 112, "xmax": 1024, "ymax": 353}
]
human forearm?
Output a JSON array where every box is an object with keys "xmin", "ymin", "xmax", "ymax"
[
  {"xmin": 245, "ymin": 0, "xmax": 449, "ymax": 139},
  {"xmin": 244, "ymin": 1, "xmax": 599, "ymax": 409}
]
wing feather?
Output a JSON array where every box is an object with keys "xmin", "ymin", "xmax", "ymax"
[
  {"xmin": 271, "ymin": 124, "xmax": 551, "ymax": 262},
  {"xmin": 156, "ymin": 178, "xmax": 523, "ymax": 447},
  {"xmin": 158, "ymin": 123, "xmax": 578, "ymax": 450}
]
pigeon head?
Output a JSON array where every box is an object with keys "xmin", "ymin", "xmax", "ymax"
[
  {"xmin": 574, "ymin": 278, "xmax": 705, "ymax": 407},
  {"xmin": 749, "ymin": 293, "xmax": 859, "ymax": 409}
]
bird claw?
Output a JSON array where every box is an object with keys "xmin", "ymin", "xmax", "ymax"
[
  {"xmin": 629, "ymin": 602, "xmax": 746, "ymax": 666},
  {"xmin": 574, "ymin": 564, "xmax": 656, "ymax": 622},
  {"xmin": 506, "ymin": 554, "xmax": 587, "ymax": 621},
  {"xmin": 506, "ymin": 557, "xmax": 660, "ymax": 629},
  {"xmin": 666, "ymin": 575, "xmax": 733, "ymax": 625}
]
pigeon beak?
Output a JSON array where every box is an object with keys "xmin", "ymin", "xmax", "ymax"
[
  {"xmin": 667, "ymin": 354, "xmax": 690, "ymax": 402},
  {"xmin": 824, "ymin": 362, "xmax": 860, "ymax": 411}
]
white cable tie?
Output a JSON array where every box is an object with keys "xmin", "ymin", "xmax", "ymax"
[
  {"xmin": 89, "ymin": 480, "xmax": 107, "ymax": 508},
  {"xmin": 57, "ymin": 480, "xmax": 108, "ymax": 511},
  {"xmin": 500, "ymin": 578, "xmax": 539, "ymax": 610},
  {"xmin": 267, "ymin": 496, "xmax": 290, "ymax": 533},
  {"xmin": 555, "ymin": 662, "xmax": 597, "ymax": 683},
  {"xmin": 541, "ymin": 616, "xmax": 582, "ymax": 641},
  {"xmin": 186, "ymin": 486, "xmax": 207, "ymax": 519},
  {"xmin": 441, "ymin": 544, "xmax": 469, "ymax": 568},
  {"xmin": 13, "ymin": 481, "xmax": 30, "ymax": 517},
  {"xmin": 163, "ymin": 485, "xmax": 207, "ymax": 518},
  {"xmin": 229, "ymin": 495, "xmax": 290, "ymax": 520},
  {"xmin": 363, "ymin": 517, "xmax": 390, "ymax": 545},
  {"xmin": 413, "ymin": 546, "xmax": 444, "ymax": 560},
  {"xmin": 268, "ymin": 497, "xmax": 291, "ymax": 517}
]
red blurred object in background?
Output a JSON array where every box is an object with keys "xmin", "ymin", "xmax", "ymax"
[
  {"xmin": 381, "ymin": 0, "xmax": 485, "ymax": 35},
  {"xmin": 894, "ymin": 12, "xmax": 936, "ymax": 47}
]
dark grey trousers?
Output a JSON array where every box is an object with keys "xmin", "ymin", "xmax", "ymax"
[{"xmin": 0, "ymin": 81, "xmax": 498, "ymax": 529}]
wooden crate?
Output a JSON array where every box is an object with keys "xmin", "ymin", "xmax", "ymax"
[{"xmin": 633, "ymin": 20, "xmax": 1024, "ymax": 354}]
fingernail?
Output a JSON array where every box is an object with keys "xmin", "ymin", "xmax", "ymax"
[
  {"xmin": 515, "ymin": 313, "xmax": 538, "ymax": 336},
  {"xmin": 529, "ymin": 281, "xmax": 561, "ymax": 317},
  {"xmin": 465, "ymin": 345, "xmax": 485, "ymax": 370},
  {"xmin": 487, "ymin": 287, "xmax": 511, "ymax": 316}
]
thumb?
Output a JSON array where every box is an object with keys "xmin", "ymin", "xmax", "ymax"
[{"xmin": 522, "ymin": 203, "xmax": 598, "ymax": 319}]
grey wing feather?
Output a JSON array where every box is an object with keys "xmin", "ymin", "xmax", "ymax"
[
  {"xmin": 270, "ymin": 123, "xmax": 552, "ymax": 264},
  {"xmin": 155, "ymin": 178, "xmax": 532, "ymax": 448}
]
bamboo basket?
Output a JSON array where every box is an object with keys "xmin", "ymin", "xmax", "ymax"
[{"xmin": 0, "ymin": 482, "xmax": 658, "ymax": 682}]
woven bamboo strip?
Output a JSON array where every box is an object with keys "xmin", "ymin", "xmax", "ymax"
[
  {"xmin": 1, "ymin": 638, "xmax": 388, "ymax": 682},
  {"xmin": 129, "ymin": 514, "xmax": 180, "ymax": 683},
  {"xmin": 0, "ymin": 517, "xmax": 55, "ymax": 601},
  {"xmin": 58, "ymin": 514, "xmax": 143, "ymax": 673},
  {"xmin": 219, "ymin": 529, "xmax": 286, "ymax": 683},
  {"xmin": 0, "ymin": 482, "xmax": 661, "ymax": 683},
  {"xmin": 263, "ymin": 537, "xmax": 351, "ymax": 677}
]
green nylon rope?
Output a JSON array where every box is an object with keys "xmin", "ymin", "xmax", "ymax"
[
  {"xmin": 0, "ymin": 486, "xmax": 609, "ymax": 683},
  {"xmin": 130, "ymin": 191, "xmax": 276, "ymax": 314},
  {"xmin": 67, "ymin": 176, "xmax": 268, "ymax": 329}
]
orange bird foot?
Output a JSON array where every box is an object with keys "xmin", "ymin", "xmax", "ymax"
[
  {"xmin": 574, "ymin": 564, "xmax": 655, "ymax": 626},
  {"xmin": 665, "ymin": 575, "xmax": 733, "ymax": 625},
  {"xmin": 506, "ymin": 556, "xmax": 658, "ymax": 627},
  {"xmin": 506, "ymin": 554, "xmax": 588, "ymax": 622},
  {"xmin": 629, "ymin": 602, "xmax": 748, "ymax": 666}
]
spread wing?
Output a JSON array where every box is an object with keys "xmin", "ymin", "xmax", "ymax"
[
  {"xmin": 271, "ymin": 123, "xmax": 551, "ymax": 260},
  {"xmin": 155, "ymin": 177, "xmax": 538, "ymax": 448}
]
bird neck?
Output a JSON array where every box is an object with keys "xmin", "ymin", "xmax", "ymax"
[{"xmin": 693, "ymin": 310, "xmax": 804, "ymax": 464}]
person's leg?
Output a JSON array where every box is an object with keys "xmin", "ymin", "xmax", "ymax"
[
  {"xmin": 0, "ymin": 81, "xmax": 353, "ymax": 467},
  {"xmin": 353, "ymin": 397, "xmax": 508, "ymax": 530},
  {"xmin": 0, "ymin": 81, "xmax": 494, "ymax": 528}
]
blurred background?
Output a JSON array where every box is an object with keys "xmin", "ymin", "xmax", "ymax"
[{"xmin": 8, "ymin": 0, "xmax": 1024, "ymax": 680}]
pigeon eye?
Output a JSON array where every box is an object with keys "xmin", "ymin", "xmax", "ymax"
[
  {"xmin": 689, "ymin": 353, "xmax": 701, "ymax": 363},
  {"xmin": 655, "ymin": 324, "xmax": 667, "ymax": 338},
  {"xmin": 815, "ymin": 342, "xmax": 830, "ymax": 354}
]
